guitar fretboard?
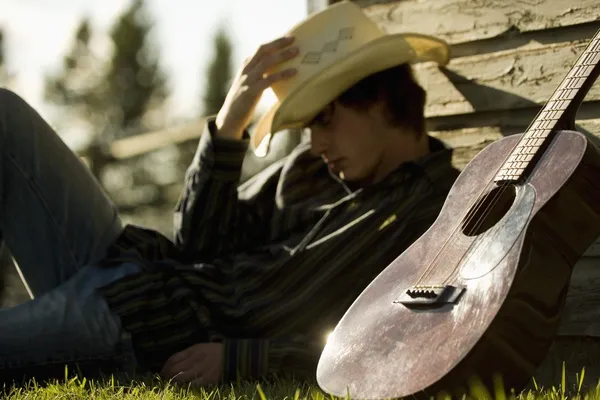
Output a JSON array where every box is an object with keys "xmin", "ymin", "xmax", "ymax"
[{"xmin": 494, "ymin": 34, "xmax": 600, "ymax": 183}]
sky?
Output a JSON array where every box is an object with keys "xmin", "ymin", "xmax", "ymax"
[{"xmin": 0, "ymin": 0, "xmax": 307, "ymax": 146}]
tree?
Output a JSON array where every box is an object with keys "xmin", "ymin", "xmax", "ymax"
[
  {"xmin": 0, "ymin": 27, "xmax": 14, "ymax": 86},
  {"xmin": 0, "ymin": 28, "xmax": 4, "ymax": 71},
  {"xmin": 43, "ymin": 18, "xmax": 110, "ymax": 178},
  {"xmin": 202, "ymin": 26, "xmax": 233, "ymax": 116},
  {"xmin": 45, "ymin": 0, "xmax": 168, "ymax": 144},
  {"xmin": 44, "ymin": 18, "xmax": 103, "ymax": 128},
  {"xmin": 103, "ymin": 0, "xmax": 168, "ymax": 139},
  {"xmin": 44, "ymin": 1, "xmax": 169, "ymax": 178}
]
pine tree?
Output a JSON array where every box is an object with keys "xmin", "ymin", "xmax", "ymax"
[
  {"xmin": 0, "ymin": 28, "xmax": 12, "ymax": 86},
  {"xmin": 0, "ymin": 29, "xmax": 4, "ymax": 70},
  {"xmin": 45, "ymin": 1, "xmax": 168, "ymax": 141},
  {"xmin": 202, "ymin": 26, "xmax": 233, "ymax": 116},
  {"xmin": 44, "ymin": 1, "xmax": 169, "ymax": 177},
  {"xmin": 44, "ymin": 18, "xmax": 103, "ymax": 126},
  {"xmin": 43, "ymin": 18, "xmax": 113, "ymax": 178},
  {"xmin": 103, "ymin": 0, "xmax": 168, "ymax": 139}
]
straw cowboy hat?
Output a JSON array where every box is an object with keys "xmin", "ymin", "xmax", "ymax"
[{"xmin": 250, "ymin": 0, "xmax": 450, "ymax": 157}]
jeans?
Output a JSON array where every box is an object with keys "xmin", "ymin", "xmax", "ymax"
[{"xmin": 0, "ymin": 88, "xmax": 142, "ymax": 385}]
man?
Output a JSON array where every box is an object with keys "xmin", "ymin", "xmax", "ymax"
[{"xmin": 0, "ymin": 1, "xmax": 459, "ymax": 387}]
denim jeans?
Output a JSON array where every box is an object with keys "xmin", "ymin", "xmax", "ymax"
[{"xmin": 0, "ymin": 89, "xmax": 142, "ymax": 385}]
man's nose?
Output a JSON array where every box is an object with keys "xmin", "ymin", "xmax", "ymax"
[{"xmin": 310, "ymin": 129, "xmax": 329, "ymax": 156}]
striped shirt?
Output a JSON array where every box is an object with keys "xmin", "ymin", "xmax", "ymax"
[{"xmin": 97, "ymin": 118, "xmax": 460, "ymax": 382}]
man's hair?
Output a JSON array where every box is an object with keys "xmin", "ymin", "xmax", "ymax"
[{"xmin": 336, "ymin": 63, "xmax": 427, "ymax": 137}]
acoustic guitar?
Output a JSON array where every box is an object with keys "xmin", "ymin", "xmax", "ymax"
[{"xmin": 317, "ymin": 29, "xmax": 600, "ymax": 399}]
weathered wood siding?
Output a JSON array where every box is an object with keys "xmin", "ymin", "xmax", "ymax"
[{"xmin": 313, "ymin": 0, "xmax": 600, "ymax": 387}]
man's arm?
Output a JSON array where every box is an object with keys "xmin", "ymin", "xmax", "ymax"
[
  {"xmin": 160, "ymin": 335, "xmax": 324, "ymax": 385},
  {"xmin": 174, "ymin": 33, "xmax": 300, "ymax": 262},
  {"xmin": 221, "ymin": 336, "xmax": 323, "ymax": 382},
  {"xmin": 173, "ymin": 118, "xmax": 282, "ymax": 261}
]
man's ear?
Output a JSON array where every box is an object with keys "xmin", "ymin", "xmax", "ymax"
[{"xmin": 367, "ymin": 100, "xmax": 392, "ymax": 128}]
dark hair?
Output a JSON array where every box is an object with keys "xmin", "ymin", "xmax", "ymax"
[{"xmin": 336, "ymin": 63, "xmax": 427, "ymax": 137}]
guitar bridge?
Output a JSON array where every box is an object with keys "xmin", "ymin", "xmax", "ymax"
[{"xmin": 394, "ymin": 285, "xmax": 466, "ymax": 308}]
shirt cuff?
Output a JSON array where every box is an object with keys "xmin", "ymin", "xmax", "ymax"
[
  {"xmin": 222, "ymin": 339, "xmax": 274, "ymax": 381},
  {"xmin": 196, "ymin": 117, "xmax": 250, "ymax": 181}
]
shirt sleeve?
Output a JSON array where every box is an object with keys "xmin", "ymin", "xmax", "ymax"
[
  {"xmin": 173, "ymin": 117, "xmax": 283, "ymax": 262},
  {"xmin": 221, "ymin": 336, "xmax": 324, "ymax": 382}
]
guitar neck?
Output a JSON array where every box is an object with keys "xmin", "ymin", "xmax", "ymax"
[{"xmin": 494, "ymin": 30, "xmax": 600, "ymax": 183}]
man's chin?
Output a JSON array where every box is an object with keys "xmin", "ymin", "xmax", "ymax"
[
  {"xmin": 333, "ymin": 165, "xmax": 367, "ymax": 183},
  {"xmin": 338, "ymin": 170, "xmax": 360, "ymax": 182},
  {"xmin": 328, "ymin": 166, "xmax": 348, "ymax": 181},
  {"xmin": 339, "ymin": 169, "xmax": 377, "ymax": 186}
]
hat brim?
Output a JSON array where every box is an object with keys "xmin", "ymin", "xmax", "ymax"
[{"xmin": 251, "ymin": 33, "xmax": 450, "ymax": 157}]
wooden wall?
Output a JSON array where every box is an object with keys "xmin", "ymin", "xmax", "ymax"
[{"xmin": 310, "ymin": 0, "xmax": 600, "ymax": 388}]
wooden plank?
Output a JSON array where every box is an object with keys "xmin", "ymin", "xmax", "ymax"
[
  {"xmin": 430, "ymin": 119, "xmax": 600, "ymax": 169},
  {"xmin": 426, "ymin": 101, "xmax": 600, "ymax": 137},
  {"xmin": 448, "ymin": 21, "xmax": 600, "ymax": 60},
  {"xmin": 430, "ymin": 118, "xmax": 600, "ymax": 145},
  {"xmin": 107, "ymin": 119, "xmax": 206, "ymax": 160},
  {"xmin": 559, "ymin": 256, "xmax": 600, "ymax": 337},
  {"xmin": 415, "ymin": 41, "xmax": 600, "ymax": 118},
  {"xmin": 357, "ymin": 0, "xmax": 600, "ymax": 45}
]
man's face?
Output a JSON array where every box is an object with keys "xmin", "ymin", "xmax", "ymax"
[{"xmin": 307, "ymin": 101, "xmax": 388, "ymax": 183}]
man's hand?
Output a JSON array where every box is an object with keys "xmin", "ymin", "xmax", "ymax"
[
  {"xmin": 160, "ymin": 343, "xmax": 224, "ymax": 386},
  {"xmin": 215, "ymin": 36, "xmax": 299, "ymax": 140}
]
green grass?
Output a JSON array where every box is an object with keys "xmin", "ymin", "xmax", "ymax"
[{"xmin": 2, "ymin": 365, "xmax": 600, "ymax": 400}]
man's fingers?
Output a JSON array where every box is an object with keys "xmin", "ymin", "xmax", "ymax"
[
  {"xmin": 160, "ymin": 360, "xmax": 183, "ymax": 379},
  {"xmin": 162, "ymin": 359, "xmax": 197, "ymax": 381},
  {"xmin": 245, "ymin": 36, "xmax": 296, "ymax": 71},
  {"xmin": 160, "ymin": 347, "xmax": 203, "ymax": 378},
  {"xmin": 251, "ymin": 45, "xmax": 299, "ymax": 80},
  {"xmin": 216, "ymin": 36, "xmax": 297, "ymax": 137},
  {"xmin": 172, "ymin": 369, "xmax": 202, "ymax": 383},
  {"xmin": 258, "ymin": 36, "xmax": 295, "ymax": 57},
  {"xmin": 253, "ymin": 68, "xmax": 298, "ymax": 92},
  {"xmin": 163, "ymin": 358, "xmax": 208, "ymax": 384},
  {"xmin": 163, "ymin": 348, "xmax": 192, "ymax": 368},
  {"xmin": 160, "ymin": 343, "xmax": 223, "ymax": 387}
]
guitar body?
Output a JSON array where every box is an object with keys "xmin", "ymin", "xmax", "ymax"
[{"xmin": 317, "ymin": 130, "xmax": 600, "ymax": 399}]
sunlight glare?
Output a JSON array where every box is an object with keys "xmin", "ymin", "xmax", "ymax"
[{"xmin": 325, "ymin": 329, "xmax": 334, "ymax": 344}]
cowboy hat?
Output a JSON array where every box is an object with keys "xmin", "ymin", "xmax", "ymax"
[{"xmin": 250, "ymin": 0, "xmax": 450, "ymax": 157}]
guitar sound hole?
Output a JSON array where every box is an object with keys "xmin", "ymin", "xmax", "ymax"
[{"xmin": 462, "ymin": 184, "xmax": 516, "ymax": 237}]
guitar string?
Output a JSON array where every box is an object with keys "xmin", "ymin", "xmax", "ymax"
[
  {"xmin": 413, "ymin": 84, "xmax": 565, "ymax": 284},
  {"xmin": 440, "ymin": 124, "xmax": 570, "ymax": 284},
  {"xmin": 440, "ymin": 107, "xmax": 576, "ymax": 285},
  {"xmin": 418, "ymin": 133, "xmax": 544, "ymax": 285},
  {"xmin": 441, "ymin": 182, "xmax": 514, "ymax": 284},
  {"xmin": 412, "ymin": 37, "xmax": 599, "ymax": 285},
  {"xmin": 416, "ymin": 166, "xmax": 516, "ymax": 284},
  {"xmin": 414, "ymin": 151, "xmax": 522, "ymax": 284},
  {"xmin": 442, "ymin": 43, "xmax": 600, "ymax": 283},
  {"xmin": 415, "ymin": 40, "xmax": 599, "ymax": 286}
]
